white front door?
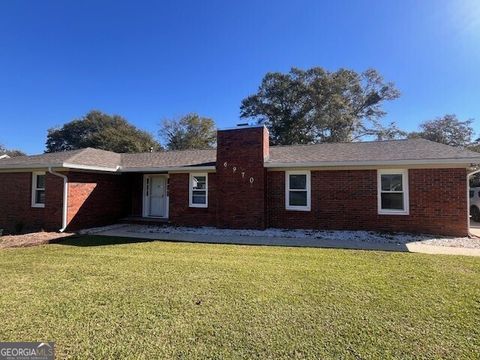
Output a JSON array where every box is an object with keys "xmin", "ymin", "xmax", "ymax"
[{"xmin": 147, "ymin": 176, "xmax": 167, "ymax": 217}]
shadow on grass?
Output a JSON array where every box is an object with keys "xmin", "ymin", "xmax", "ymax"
[
  {"xmin": 58, "ymin": 235, "xmax": 156, "ymax": 247},
  {"xmin": 55, "ymin": 234, "xmax": 412, "ymax": 253}
]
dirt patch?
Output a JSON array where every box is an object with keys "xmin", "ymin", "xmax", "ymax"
[{"xmin": 0, "ymin": 231, "xmax": 75, "ymax": 249}]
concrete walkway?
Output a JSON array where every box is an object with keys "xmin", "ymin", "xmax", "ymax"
[{"xmin": 89, "ymin": 226, "xmax": 480, "ymax": 257}]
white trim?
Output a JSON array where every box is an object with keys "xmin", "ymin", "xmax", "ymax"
[
  {"xmin": 0, "ymin": 163, "xmax": 64, "ymax": 170},
  {"xmin": 285, "ymin": 170, "xmax": 311, "ymax": 211},
  {"xmin": 1, "ymin": 159, "xmax": 477, "ymax": 173},
  {"xmin": 121, "ymin": 166, "xmax": 215, "ymax": 173},
  {"xmin": 0, "ymin": 163, "xmax": 119, "ymax": 171},
  {"xmin": 142, "ymin": 174, "xmax": 169, "ymax": 218},
  {"xmin": 31, "ymin": 171, "xmax": 46, "ymax": 208},
  {"xmin": 377, "ymin": 169, "xmax": 409, "ymax": 215},
  {"xmin": 62, "ymin": 163, "xmax": 120, "ymax": 172},
  {"xmin": 189, "ymin": 173, "xmax": 208, "ymax": 208},
  {"xmin": 266, "ymin": 159, "xmax": 480, "ymax": 168}
]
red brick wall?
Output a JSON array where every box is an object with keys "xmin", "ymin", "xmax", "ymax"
[
  {"xmin": 215, "ymin": 127, "xmax": 269, "ymax": 229},
  {"xmin": 168, "ymin": 173, "xmax": 217, "ymax": 227},
  {"xmin": 66, "ymin": 172, "xmax": 129, "ymax": 230},
  {"xmin": 267, "ymin": 168, "xmax": 468, "ymax": 236},
  {"xmin": 0, "ymin": 172, "xmax": 63, "ymax": 233}
]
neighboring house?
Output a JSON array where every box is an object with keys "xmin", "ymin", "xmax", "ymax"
[{"xmin": 1, "ymin": 125, "xmax": 479, "ymax": 236}]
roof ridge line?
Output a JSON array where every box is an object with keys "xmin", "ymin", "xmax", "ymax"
[
  {"xmin": 269, "ymin": 138, "xmax": 411, "ymax": 149},
  {"xmin": 64, "ymin": 148, "xmax": 90, "ymax": 164}
]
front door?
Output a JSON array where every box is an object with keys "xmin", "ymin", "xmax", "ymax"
[{"xmin": 148, "ymin": 176, "xmax": 167, "ymax": 217}]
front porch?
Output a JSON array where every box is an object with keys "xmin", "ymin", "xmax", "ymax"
[{"xmin": 125, "ymin": 173, "xmax": 170, "ymax": 221}]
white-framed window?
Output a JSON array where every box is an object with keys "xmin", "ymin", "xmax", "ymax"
[
  {"xmin": 31, "ymin": 171, "xmax": 46, "ymax": 208},
  {"xmin": 285, "ymin": 170, "xmax": 311, "ymax": 211},
  {"xmin": 189, "ymin": 173, "xmax": 208, "ymax": 208},
  {"xmin": 377, "ymin": 169, "xmax": 409, "ymax": 215}
]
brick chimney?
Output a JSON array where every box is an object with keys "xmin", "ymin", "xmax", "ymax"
[{"xmin": 216, "ymin": 125, "xmax": 269, "ymax": 229}]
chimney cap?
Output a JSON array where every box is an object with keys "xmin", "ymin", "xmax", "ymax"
[{"xmin": 219, "ymin": 123, "xmax": 267, "ymax": 131}]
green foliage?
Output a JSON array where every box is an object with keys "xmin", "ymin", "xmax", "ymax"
[
  {"xmin": 45, "ymin": 110, "xmax": 161, "ymax": 153},
  {"xmin": 408, "ymin": 114, "xmax": 475, "ymax": 147},
  {"xmin": 0, "ymin": 144, "xmax": 26, "ymax": 157},
  {"xmin": 468, "ymin": 142, "xmax": 480, "ymax": 153},
  {"xmin": 240, "ymin": 67, "xmax": 401, "ymax": 145},
  {"xmin": 0, "ymin": 237, "xmax": 479, "ymax": 358},
  {"xmin": 160, "ymin": 113, "xmax": 216, "ymax": 150}
]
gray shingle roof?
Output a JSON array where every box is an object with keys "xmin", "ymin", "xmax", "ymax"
[
  {"xmin": 121, "ymin": 149, "xmax": 215, "ymax": 169},
  {"xmin": 0, "ymin": 139, "xmax": 479, "ymax": 171},
  {"xmin": 267, "ymin": 138, "xmax": 480, "ymax": 166},
  {"xmin": 0, "ymin": 148, "xmax": 121, "ymax": 170}
]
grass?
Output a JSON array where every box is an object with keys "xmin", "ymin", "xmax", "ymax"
[{"xmin": 0, "ymin": 236, "xmax": 479, "ymax": 359}]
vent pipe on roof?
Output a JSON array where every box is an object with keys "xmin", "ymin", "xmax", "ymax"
[{"xmin": 48, "ymin": 167, "xmax": 68, "ymax": 232}]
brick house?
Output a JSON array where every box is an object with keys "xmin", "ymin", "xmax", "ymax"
[{"xmin": 1, "ymin": 125, "xmax": 479, "ymax": 236}]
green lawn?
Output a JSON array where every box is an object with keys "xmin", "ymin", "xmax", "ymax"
[{"xmin": 0, "ymin": 236, "xmax": 479, "ymax": 359}]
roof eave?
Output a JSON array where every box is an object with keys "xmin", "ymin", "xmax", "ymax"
[
  {"xmin": 120, "ymin": 165, "xmax": 216, "ymax": 172},
  {"xmin": 0, "ymin": 163, "xmax": 120, "ymax": 172},
  {"xmin": 62, "ymin": 162, "xmax": 120, "ymax": 172},
  {"xmin": 0, "ymin": 163, "xmax": 64, "ymax": 170}
]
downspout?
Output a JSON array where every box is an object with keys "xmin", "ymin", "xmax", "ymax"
[{"xmin": 48, "ymin": 167, "xmax": 68, "ymax": 232}]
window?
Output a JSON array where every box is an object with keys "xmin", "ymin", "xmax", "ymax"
[
  {"xmin": 32, "ymin": 171, "xmax": 46, "ymax": 208},
  {"xmin": 378, "ymin": 169, "xmax": 409, "ymax": 215},
  {"xmin": 285, "ymin": 171, "xmax": 311, "ymax": 211},
  {"xmin": 189, "ymin": 173, "xmax": 208, "ymax": 208}
]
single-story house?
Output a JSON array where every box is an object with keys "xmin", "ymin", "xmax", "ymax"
[{"xmin": 1, "ymin": 125, "xmax": 479, "ymax": 236}]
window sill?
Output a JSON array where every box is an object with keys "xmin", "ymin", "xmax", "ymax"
[
  {"xmin": 286, "ymin": 206, "xmax": 311, "ymax": 212},
  {"xmin": 189, "ymin": 204, "xmax": 208, "ymax": 209},
  {"xmin": 32, "ymin": 204, "xmax": 45, "ymax": 208},
  {"xmin": 378, "ymin": 210, "xmax": 409, "ymax": 216}
]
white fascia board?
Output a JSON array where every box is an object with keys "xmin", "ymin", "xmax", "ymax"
[
  {"xmin": 62, "ymin": 163, "xmax": 120, "ymax": 172},
  {"xmin": 120, "ymin": 166, "xmax": 216, "ymax": 173},
  {"xmin": 0, "ymin": 163, "xmax": 64, "ymax": 170},
  {"xmin": 265, "ymin": 158, "xmax": 480, "ymax": 168},
  {"xmin": 0, "ymin": 163, "xmax": 119, "ymax": 172}
]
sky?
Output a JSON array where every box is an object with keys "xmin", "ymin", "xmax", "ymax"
[{"xmin": 1, "ymin": 0, "xmax": 479, "ymax": 154}]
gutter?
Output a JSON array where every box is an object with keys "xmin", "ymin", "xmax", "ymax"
[
  {"xmin": 48, "ymin": 167, "xmax": 68, "ymax": 232},
  {"xmin": 265, "ymin": 159, "xmax": 480, "ymax": 168}
]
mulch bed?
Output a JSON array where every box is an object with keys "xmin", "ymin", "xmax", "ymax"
[{"xmin": 0, "ymin": 231, "xmax": 75, "ymax": 249}]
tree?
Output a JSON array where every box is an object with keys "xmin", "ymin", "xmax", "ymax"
[
  {"xmin": 0, "ymin": 144, "xmax": 26, "ymax": 157},
  {"xmin": 468, "ymin": 140, "xmax": 480, "ymax": 153},
  {"xmin": 240, "ymin": 67, "xmax": 401, "ymax": 145},
  {"xmin": 159, "ymin": 113, "xmax": 216, "ymax": 150},
  {"xmin": 408, "ymin": 114, "xmax": 474, "ymax": 147},
  {"xmin": 46, "ymin": 110, "xmax": 161, "ymax": 153}
]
